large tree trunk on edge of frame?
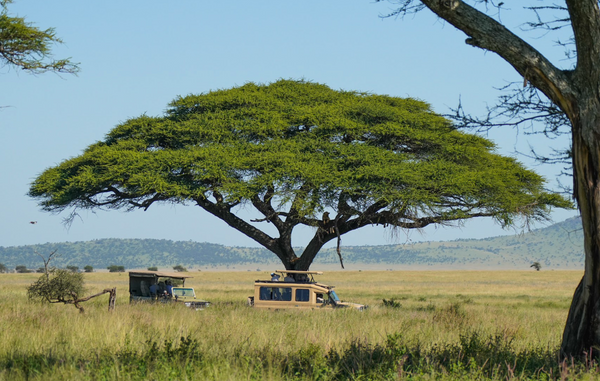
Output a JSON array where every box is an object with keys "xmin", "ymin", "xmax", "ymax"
[{"xmin": 561, "ymin": 114, "xmax": 600, "ymax": 359}]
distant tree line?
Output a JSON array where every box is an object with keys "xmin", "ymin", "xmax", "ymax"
[
  {"xmin": 0, "ymin": 217, "xmax": 584, "ymax": 270},
  {"xmin": 0, "ymin": 263, "xmax": 95, "ymax": 273},
  {"xmin": 107, "ymin": 265, "xmax": 125, "ymax": 273},
  {"xmin": 0, "ymin": 239, "xmax": 273, "ymax": 269}
]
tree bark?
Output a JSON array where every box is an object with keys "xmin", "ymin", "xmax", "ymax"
[
  {"xmin": 66, "ymin": 288, "xmax": 117, "ymax": 314},
  {"xmin": 560, "ymin": 111, "xmax": 600, "ymax": 358},
  {"xmin": 559, "ymin": 0, "xmax": 600, "ymax": 353}
]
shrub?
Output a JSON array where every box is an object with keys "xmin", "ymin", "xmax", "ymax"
[
  {"xmin": 173, "ymin": 265, "xmax": 187, "ymax": 272},
  {"xmin": 382, "ymin": 298, "xmax": 402, "ymax": 309},
  {"xmin": 27, "ymin": 269, "xmax": 85, "ymax": 304}
]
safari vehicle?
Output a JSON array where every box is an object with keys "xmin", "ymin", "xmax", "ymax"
[
  {"xmin": 247, "ymin": 270, "xmax": 366, "ymax": 310},
  {"xmin": 129, "ymin": 270, "xmax": 210, "ymax": 310}
]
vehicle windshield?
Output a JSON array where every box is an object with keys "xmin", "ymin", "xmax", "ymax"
[
  {"xmin": 329, "ymin": 290, "xmax": 340, "ymax": 303},
  {"xmin": 172, "ymin": 288, "xmax": 195, "ymax": 297}
]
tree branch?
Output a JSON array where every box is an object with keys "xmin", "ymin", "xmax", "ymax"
[
  {"xmin": 419, "ymin": 0, "xmax": 577, "ymax": 117},
  {"xmin": 565, "ymin": 0, "xmax": 600, "ymax": 84},
  {"xmin": 251, "ymin": 193, "xmax": 287, "ymax": 232},
  {"xmin": 193, "ymin": 196, "xmax": 285, "ymax": 259}
]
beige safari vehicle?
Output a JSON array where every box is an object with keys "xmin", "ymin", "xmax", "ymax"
[
  {"xmin": 129, "ymin": 270, "xmax": 210, "ymax": 310},
  {"xmin": 247, "ymin": 270, "xmax": 366, "ymax": 310}
]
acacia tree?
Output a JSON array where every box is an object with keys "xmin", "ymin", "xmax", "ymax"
[
  {"xmin": 27, "ymin": 269, "xmax": 116, "ymax": 313},
  {"xmin": 374, "ymin": 0, "xmax": 599, "ymax": 359},
  {"xmin": 0, "ymin": 0, "xmax": 78, "ymax": 74},
  {"xmin": 29, "ymin": 80, "xmax": 569, "ymax": 271}
]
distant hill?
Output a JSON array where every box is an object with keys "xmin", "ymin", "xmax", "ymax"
[
  {"xmin": 0, "ymin": 217, "xmax": 584, "ymax": 270},
  {"xmin": 314, "ymin": 217, "xmax": 583, "ymax": 270}
]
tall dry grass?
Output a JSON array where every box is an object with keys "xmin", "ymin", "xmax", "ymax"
[{"xmin": 0, "ymin": 270, "xmax": 587, "ymax": 380}]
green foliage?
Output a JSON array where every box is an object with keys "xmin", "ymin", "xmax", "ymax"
[
  {"xmin": 30, "ymin": 80, "xmax": 568, "ymax": 221},
  {"xmin": 147, "ymin": 266, "xmax": 158, "ymax": 271},
  {"xmin": 0, "ymin": 0, "xmax": 78, "ymax": 74},
  {"xmin": 107, "ymin": 265, "xmax": 125, "ymax": 273},
  {"xmin": 28, "ymin": 80, "xmax": 571, "ymax": 267},
  {"xmin": 0, "ymin": 263, "xmax": 6, "ymax": 273},
  {"xmin": 66, "ymin": 265, "xmax": 79, "ymax": 273},
  {"xmin": 15, "ymin": 265, "xmax": 32, "ymax": 273},
  {"xmin": 172, "ymin": 264, "xmax": 187, "ymax": 272},
  {"xmin": 83, "ymin": 265, "xmax": 93, "ymax": 273},
  {"xmin": 26, "ymin": 269, "xmax": 85, "ymax": 303}
]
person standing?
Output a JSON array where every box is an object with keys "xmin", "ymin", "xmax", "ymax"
[{"xmin": 165, "ymin": 280, "xmax": 174, "ymax": 296}]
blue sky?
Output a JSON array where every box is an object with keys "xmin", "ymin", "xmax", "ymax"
[{"xmin": 2, "ymin": 1, "xmax": 577, "ymax": 249}]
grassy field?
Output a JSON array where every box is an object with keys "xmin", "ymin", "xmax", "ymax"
[{"xmin": 0, "ymin": 270, "xmax": 594, "ymax": 380}]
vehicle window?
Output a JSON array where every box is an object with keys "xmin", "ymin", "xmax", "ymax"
[
  {"xmin": 260, "ymin": 287, "xmax": 272, "ymax": 300},
  {"xmin": 260, "ymin": 287, "xmax": 292, "ymax": 301},
  {"xmin": 329, "ymin": 290, "xmax": 340, "ymax": 303},
  {"xmin": 316, "ymin": 293, "xmax": 332, "ymax": 305},
  {"xmin": 172, "ymin": 288, "xmax": 194, "ymax": 297},
  {"xmin": 281, "ymin": 288, "xmax": 292, "ymax": 301},
  {"xmin": 295, "ymin": 289, "xmax": 310, "ymax": 302}
]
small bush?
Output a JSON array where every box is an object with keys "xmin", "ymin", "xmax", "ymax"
[
  {"xmin": 433, "ymin": 302, "xmax": 468, "ymax": 328},
  {"xmin": 27, "ymin": 269, "xmax": 85, "ymax": 303},
  {"xmin": 382, "ymin": 298, "xmax": 402, "ymax": 309},
  {"xmin": 173, "ymin": 265, "xmax": 187, "ymax": 272}
]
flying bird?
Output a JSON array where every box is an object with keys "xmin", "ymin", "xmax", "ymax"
[{"xmin": 29, "ymin": 221, "xmax": 37, "ymax": 224}]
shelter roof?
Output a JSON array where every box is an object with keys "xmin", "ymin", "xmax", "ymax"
[
  {"xmin": 128, "ymin": 270, "xmax": 194, "ymax": 279},
  {"xmin": 275, "ymin": 270, "xmax": 323, "ymax": 275}
]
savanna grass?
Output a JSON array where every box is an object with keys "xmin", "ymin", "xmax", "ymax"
[{"xmin": 0, "ymin": 270, "xmax": 592, "ymax": 380}]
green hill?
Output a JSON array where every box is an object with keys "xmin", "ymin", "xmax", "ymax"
[
  {"xmin": 316, "ymin": 217, "xmax": 583, "ymax": 269},
  {"xmin": 0, "ymin": 217, "xmax": 584, "ymax": 271}
]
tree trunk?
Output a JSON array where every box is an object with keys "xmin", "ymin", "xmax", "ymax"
[
  {"xmin": 279, "ymin": 245, "xmax": 317, "ymax": 271},
  {"xmin": 561, "ymin": 114, "xmax": 600, "ymax": 358},
  {"xmin": 273, "ymin": 240, "xmax": 304, "ymax": 271},
  {"xmin": 293, "ymin": 230, "xmax": 337, "ymax": 271}
]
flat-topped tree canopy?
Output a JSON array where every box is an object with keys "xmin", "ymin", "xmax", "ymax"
[{"xmin": 29, "ymin": 79, "xmax": 571, "ymax": 270}]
